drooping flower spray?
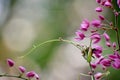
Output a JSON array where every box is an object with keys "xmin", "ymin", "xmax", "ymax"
[
  {"xmin": 0, "ymin": 0, "xmax": 120, "ymax": 80},
  {"xmin": 74, "ymin": 0, "xmax": 120, "ymax": 80}
]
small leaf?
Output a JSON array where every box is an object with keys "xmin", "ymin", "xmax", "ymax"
[{"xmin": 87, "ymin": 47, "xmax": 92, "ymax": 63}]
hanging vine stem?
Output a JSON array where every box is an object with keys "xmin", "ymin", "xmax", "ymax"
[{"xmin": 18, "ymin": 37, "xmax": 83, "ymax": 59}]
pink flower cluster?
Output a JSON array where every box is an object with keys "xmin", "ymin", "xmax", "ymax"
[
  {"xmin": 96, "ymin": 0, "xmax": 120, "ymax": 10},
  {"xmin": 7, "ymin": 59, "xmax": 40, "ymax": 80},
  {"xmin": 75, "ymin": 0, "xmax": 120, "ymax": 80},
  {"xmin": 75, "ymin": 18, "xmax": 102, "ymax": 44}
]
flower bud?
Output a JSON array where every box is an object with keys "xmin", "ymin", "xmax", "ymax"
[
  {"xmin": 91, "ymin": 19, "xmax": 101, "ymax": 28},
  {"xmin": 117, "ymin": 0, "xmax": 120, "ymax": 8},
  {"xmin": 91, "ymin": 63, "xmax": 97, "ymax": 69},
  {"xmin": 88, "ymin": 71, "xmax": 93, "ymax": 75},
  {"xmin": 94, "ymin": 72, "xmax": 103, "ymax": 80},
  {"xmin": 26, "ymin": 71, "xmax": 35, "ymax": 78},
  {"xmin": 75, "ymin": 31, "xmax": 85, "ymax": 41},
  {"xmin": 95, "ymin": 7, "xmax": 103, "ymax": 12},
  {"xmin": 7, "ymin": 59, "xmax": 15, "ymax": 67},
  {"xmin": 19, "ymin": 66, "xmax": 26, "ymax": 73},
  {"xmin": 112, "ymin": 42, "xmax": 116, "ymax": 49},
  {"xmin": 96, "ymin": 0, "xmax": 101, "ymax": 3},
  {"xmin": 106, "ymin": 41, "xmax": 111, "ymax": 47},
  {"xmin": 98, "ymin": 15, "xmax": 105, "ymax": 21},
  {"xmin": 104, "ymin": 1, "xmax": 112, "ymax": 7},
  {"xmin": 91, "ymin": 33, "xmax": 101, "ymax": 44},
  {"xmin": 103, "ymin": 32, "xmax": 110, "ymax": 41},
  {"xmin": 80, "ymin": 19, "xmax": 90, "ymax": 31},
  {"xmin": 35, "ymin": 73, "xmax": 40, "ymax": 80},
  {"xmin": 100, "ymin": 59, "xmax": 111, "ymax": 67}
]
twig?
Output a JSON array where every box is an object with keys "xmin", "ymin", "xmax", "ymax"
[{"xmin": 0, "ymin": 74, "xmax": 28, "ymax": 80}]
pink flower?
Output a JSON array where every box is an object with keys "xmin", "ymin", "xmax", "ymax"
[
  {"xmin": 80, "ymin": 19, "xmax": 90, "ymax": 31},
  {"xmin": 91, "ymin": 19, "xmax": 101, "ymax": 28},
  {"xmin": 7, "ymin": 59, "xmax": 15, "ymax": 67},
  {"xmin": 95, "ymin": 7, "xmax": 103, "ymax": 12},
  {"xmin": 26, "ymin": 71, "xmax": 35, "ymax": 78},
  {"xmin": 103, "ymin": 32, "xmax": 110, "ymax": 41},
  {"xmin": 109, "ymin": 51, "xmax": 120, "ymax": 69},
  {"xmin": 112, "ymin": 59, "xmax": 120, "ymax": 69},
  {"xmin": 91, "ymin": 33, "xmax": 101, "ymax": 44},
  {"xmin": 109, "ymin": 51, "xmax": 120, "ymax": 60},
  {"xmin": 75, "ymin": 31, "xmax": 85, "ymax": 41},
  {"xmin": 93, "ymin": 45, "xmax": 102, "ymax": 58},
  {"xmin": 117, "ymin": 0, "xmax": 120, "ymax": 8},
  {"xmin": 19, "ymin": 66, "xmax": 26, "ymax": 73},
  {"xmin": 94, "ymin": 72, "xmax": 103, "ymax": 80},
  {"xmin": 104, "ymin": 1, "xmax": 112, "ymax": 7},
  {"xmin": 100, "ymin": 58, "xmax": 111, "ymax": 67},
  {"xmin": 91, "ymin": 63, "xmax": 97, "ymax": 69}
]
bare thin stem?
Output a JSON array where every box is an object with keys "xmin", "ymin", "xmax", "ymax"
[
  {"xmin": 115, "ymin": 13, "xmax": 118, "ymax": 27},
  {"xmin": 115, "ymin": 28, "xmax": 120, "ymax": 51},
  {"xmin": 0, "ymin": 74, "xmax": 28, "ymax": 80},
  {"xmin": 79, "ymin": 72, "xmax": 90, "ymax": 77},
  {"xmin": 114, "ymin": 14, "xmax": 120, "ymax": 51},
  {"xmin": 89, "ymin": 63, "xmax": 95, "ymax": 80}
]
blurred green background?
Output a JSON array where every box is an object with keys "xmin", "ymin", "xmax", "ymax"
[{"xmin": 0, "ymin": 0, "xmax": 120, "ymax": 80}]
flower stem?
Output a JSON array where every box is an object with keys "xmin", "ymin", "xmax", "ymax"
[
  {"xmin": 115, "ymin": 28, "xmax": 120, "ymax": 51},
  {"xmin": 79, "ymin": 72, "xmax": 90, "ymax": 77},
  {"xmin": 114, "ymin": 14, "xmax": 120, "ymax": 51},
  {"xmin": 89, "ymin": 63, "xmax": 95, "ymax": 80},
  {"xmin": 0, "ymin": 74, "xmax": 28, "ymax": 80}
]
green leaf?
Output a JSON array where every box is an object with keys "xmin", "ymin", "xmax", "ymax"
[{"xmin": 87, "ymin": 48, "xmax": 92, "ymax": 63}]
